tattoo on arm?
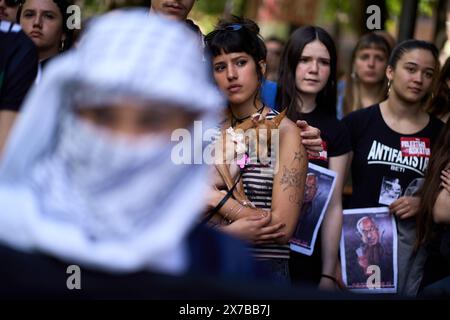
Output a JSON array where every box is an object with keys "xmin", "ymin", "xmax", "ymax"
[
  {"xmin": 289, "ymin": 193, "xmax": 303, "ymax": 206},
  {"xmin": 280, "ymin": 165, "xmax": 302, "ymax": 192},
  {"xmin": 293, "ymin": 151, "xmax": 304, "ymax": 163}
]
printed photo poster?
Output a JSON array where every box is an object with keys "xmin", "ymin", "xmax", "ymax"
[
  {"xmin": 378, "ymin": 177, "xmax": 424, "ymax": 206},
  {"xmin": 290, "ymin": 163, "xmax": 336, "ymax": 256},
  {"xmin": 378, "ymin": 177, "xmax": 402, "ymax": 205},
  {"xmin": 340, "ymin": 207, "xmax": 398, "ymax": 294}
]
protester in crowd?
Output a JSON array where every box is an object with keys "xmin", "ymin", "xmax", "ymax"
[
  {"xmin": 265, "ymin": 36, "xmax": 284, "ymax": 82},
  {"xmin": 277, "ymin": 25, "xmax": 351, "ymax": 290},
  {"xmin": 204, "ymin": 16, "xmax": 308, "ymax": 282},
  {"xmin": 261, "ymin": 36, "xmax": 284, "ymax": 108},
  {"xmin": 337, "ymin": 32, "xmax": 391, "ymax": 120},
  {"xmin": 17, "ymin": 0, "xmax": 74, "ymax": 74},
  {"xmin": 343, "ymin": 40, "xmax": 444, "ymax": 296},
  {"xmin": 416, "ymin": 119, "xmax": 450, "ymax": 297},
  {"xmin": 0, "ymin": 10, "xmax": 269, "ymax": 297},
  {"xmin": 149, "ymin": 1, "xmax": 324, "ymax": 157}
]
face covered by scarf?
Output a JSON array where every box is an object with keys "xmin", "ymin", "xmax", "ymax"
[{"xmin": 0, "ymin": 10, "xmax": 224, "ymax": 274}]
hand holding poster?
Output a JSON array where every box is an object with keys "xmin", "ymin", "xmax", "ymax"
[
  {"xmin": 340, "ymin": 207, "xmax": 398, "ymax": 293},
  {"xmin": 289, "ymin": 163, "xmax": 336, "ymax": 256}
]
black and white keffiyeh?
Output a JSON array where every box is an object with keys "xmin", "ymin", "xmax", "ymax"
[{"xmin": 0, "ymin": 10, "xmax": 224, "ymax": 274}]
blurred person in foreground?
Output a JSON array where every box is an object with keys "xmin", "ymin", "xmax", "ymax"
[{"xmin": 0, "ymin": 9, "xmax": 270, "ymax": 299}]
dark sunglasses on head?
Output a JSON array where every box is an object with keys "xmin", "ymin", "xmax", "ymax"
[
  {"xmin": 5, "ymin": 0, "xmax": 20, "ymax": 7},
  {"xmin": 205, "ymin": 24, "xmax": 244, "ymax": 43}
]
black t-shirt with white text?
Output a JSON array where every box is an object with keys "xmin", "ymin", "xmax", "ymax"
[{"xmin": 343, "ymin": 104, "xmax": 443, "ymax": 209}]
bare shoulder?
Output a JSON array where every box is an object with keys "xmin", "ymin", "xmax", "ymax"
[{"xmin": 278, "ymin": 117, "xmax": 301, "ymax": 140}]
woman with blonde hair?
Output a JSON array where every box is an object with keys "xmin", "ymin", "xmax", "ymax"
[{"xmin": 338, "ymin": 32, "xmax": 391, "ymax": 119}]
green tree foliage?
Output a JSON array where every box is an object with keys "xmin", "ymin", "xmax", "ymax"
[
  {"xmin": 387, "ymin": 0, "xmax": 437, "ymax": 17},
  {"xmin": 194, "ymin": 0, "xmax": 246, "ymax": 16},
  {"xmin": 195, "ymin": 0, "xmax": 227, "ymax": 14},
  {"xmin": 79, "ymin": 0, "xmax": 149, "ymax": 17},
  {"xmin": 322, "ymin": 0, "xmax": 353, "ymax": 23}
]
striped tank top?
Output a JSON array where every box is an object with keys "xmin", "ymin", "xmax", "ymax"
[
  {"xmin": 242, "ymin": 110, "xmax": 290, "ymax": 260},
  {"xmin": 212, "ymin": 109, "xmax": 290, "ymax": 259}
]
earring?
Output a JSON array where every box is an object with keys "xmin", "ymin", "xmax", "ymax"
[
  {"xmin": 387, "ymin": 79, "xmax": 392, "ymax": 95},
  {"xmin": 59, "ymin": 40, "xmax": 65, "ymax": 52},
  {"xmin": 351, "ymin": 72, "xmax": 356, "ymax": 80}
]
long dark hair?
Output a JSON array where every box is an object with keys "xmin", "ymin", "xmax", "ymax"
[
  {"xmin": 427, "ymin": 56, "xmax": 450, "ymax": 120},
  {"xmin": 343, "ymin": 32, "xmax": 391, "ymax": 115},
  {"xmin": 388, "ymin": 40, "xmax": 439, "ymax": 105},
  {"xmin": 416, "ymin": 120, "xmax": 450, "ymax": 249},
  {"xmin": 277, "ymin": 26, "xmax": 337, "ymax": 120}
]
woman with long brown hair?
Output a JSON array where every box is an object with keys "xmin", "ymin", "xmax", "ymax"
[
  {"xmin": 277, "ymin": 25, "xmax": 350, "ymax": 290},
  {"xmin": 338, "ymin": 32, "xmax": 391, "ymax": 119},
  {"xmin": 426, "ymin": 56, "xmax": 450, "ymax": 123},
  {"xmin": 416, "ymin": 119, "xmax": 450, "ymax": 295}
]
